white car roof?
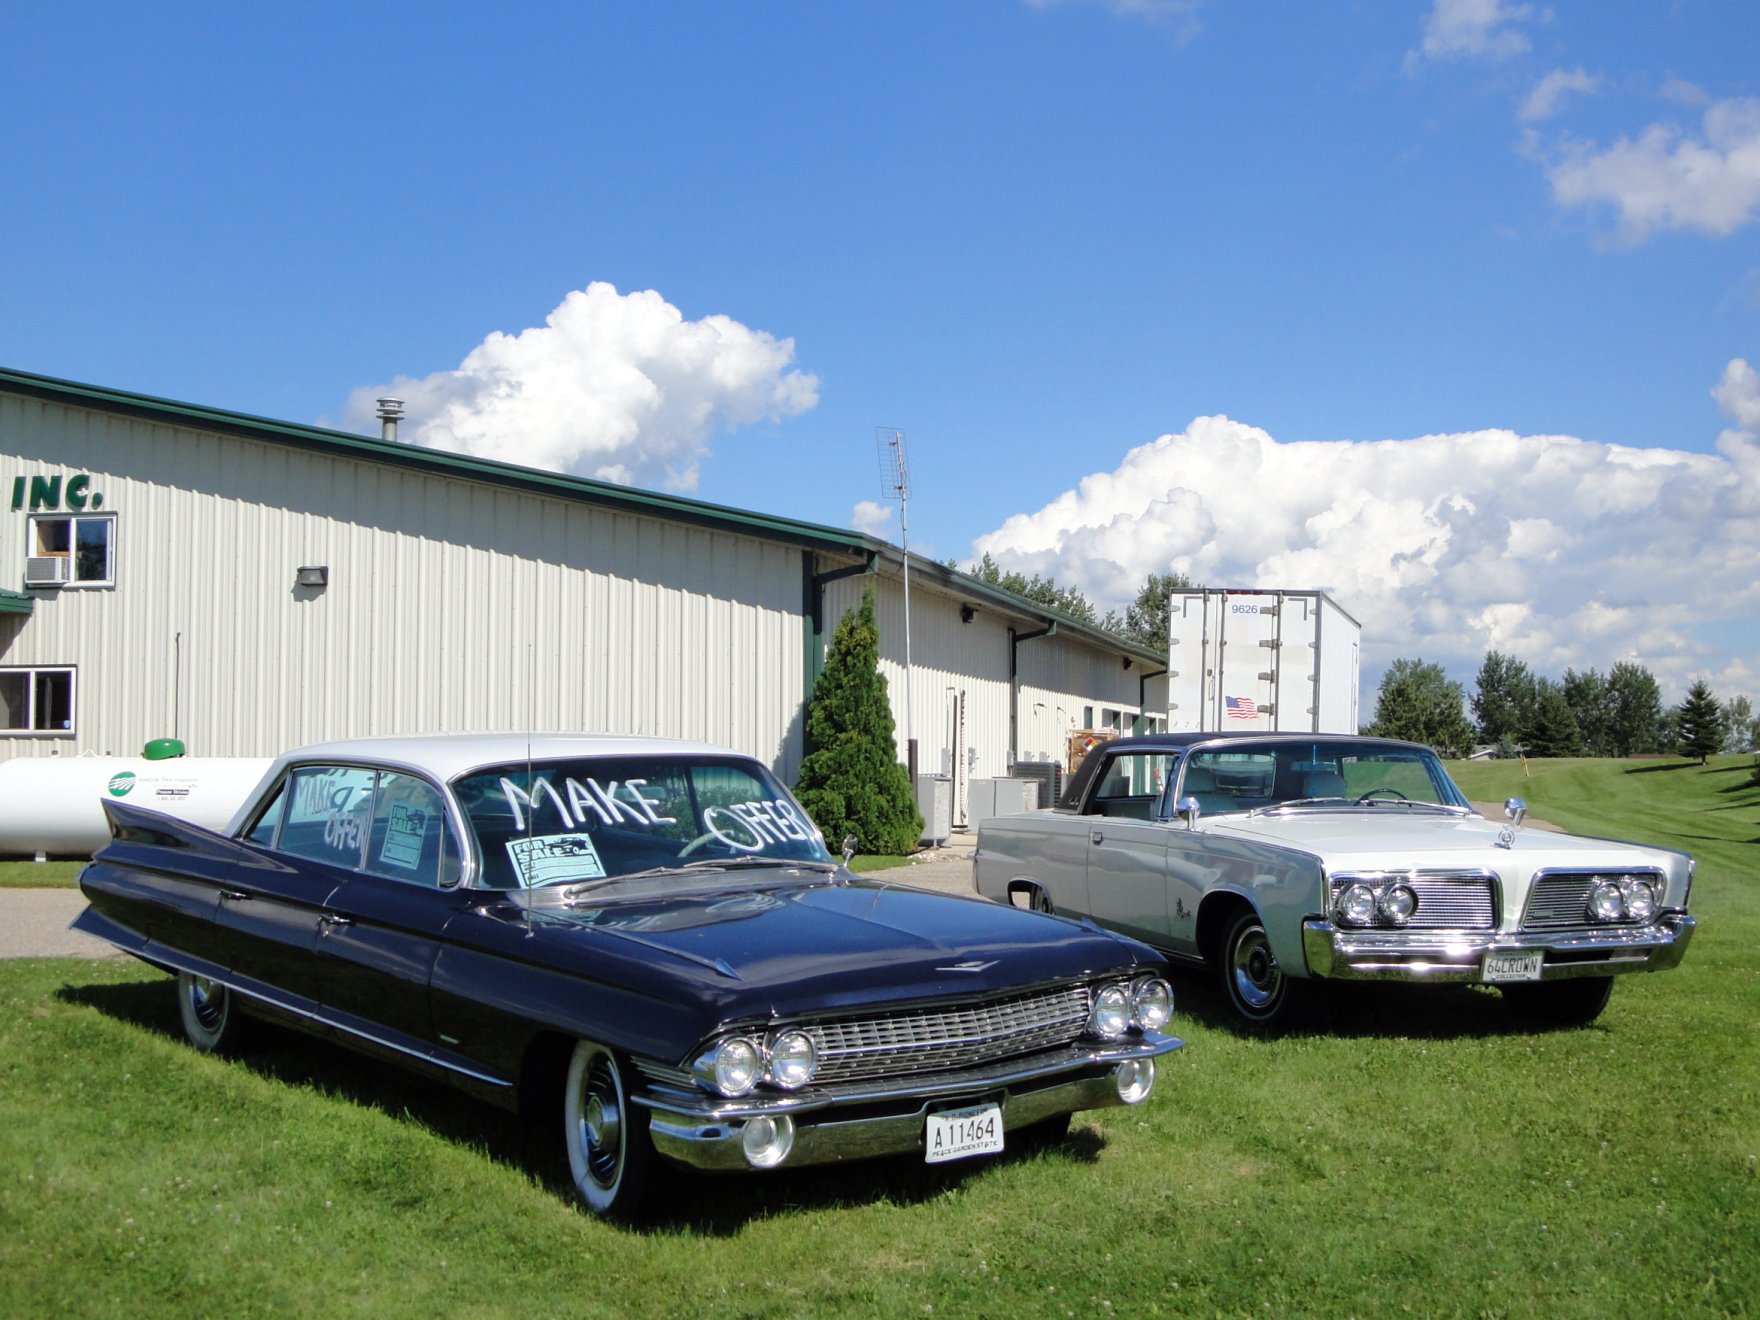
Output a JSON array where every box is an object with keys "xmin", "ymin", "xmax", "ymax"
[{"xmin": 263, "ymin": 732, "xmax": 747, "ymax": 783}]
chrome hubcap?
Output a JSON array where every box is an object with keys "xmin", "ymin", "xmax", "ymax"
[
  {"xmin": 1231, "ymin": 927, "xmax": 1280, "ymax": 1009},
  {"xmin": 580, "ymin": 1060, "xmax": 623, "ymax": 1188}
]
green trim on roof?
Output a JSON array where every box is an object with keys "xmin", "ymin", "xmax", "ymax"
[
  {"xmin": 0, "ymin": 365, "xmax": 874, "ymax": 556},
  {"xmin": 0, "ymin": 364, "xmax": 1165, "ymax": 666},
  {"xmin": 0, "ymin": 590, "xmax": 35, "ymax": 616}
]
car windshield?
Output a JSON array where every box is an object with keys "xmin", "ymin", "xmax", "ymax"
[
  {"xmin": 1180, "ymin": 741, "xmax": 1471, "ymax": 815},
  {"xmin": 454, "ymin": 755, "xmax": 833, "ymax": 889}
]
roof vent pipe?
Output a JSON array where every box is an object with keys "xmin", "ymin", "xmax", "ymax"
[{"xmin": 376, "ymin": 397, "xmax": 405, "ymax": 442}]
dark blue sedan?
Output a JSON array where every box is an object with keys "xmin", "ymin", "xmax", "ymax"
[{"xmin": 76, "ymin": 734, "xmax": 1182, "ymax": 1217}]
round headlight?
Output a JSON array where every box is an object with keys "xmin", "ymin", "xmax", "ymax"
[
  {"xmin": 767, "ymin": 1029, "xmax": 818, "ymax": 1089},
  {"xmin": 1131, "ymin": 976, "xmax": 1174, "ymax": 1031},
  {"xmin": 1379, "ymin": 883, "xmax": 1418, "ymax": 927},
  {"xmin": 1089, "ymin": 984, "xmax": 1132, "ymax": 1038},
  {"xmin": 1620, "ymin": 878, "xmax": 1657, "ymax": 922},
  {"xmin": 711, "ymin": 1036, "xmax": 762, "ymax": 1096},
  {"xmin": 1588, "ymin": 880, "xmax": 1625, "ymax": 923},
  {"xmin": 1337, "ymin": 882, "xmax": 1378, "ymax": 926}
]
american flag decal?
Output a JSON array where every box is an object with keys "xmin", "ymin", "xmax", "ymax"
[{"xmin": 1224, "ymin": 695, "xmax": 1257, "ymax": 719}]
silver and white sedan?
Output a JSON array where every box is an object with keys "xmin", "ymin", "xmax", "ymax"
[{"xmin": 974, "ymin": 733, "xmax": 1695, "ymax": 1029}]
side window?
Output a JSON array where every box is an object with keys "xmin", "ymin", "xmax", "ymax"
[
  {"xmin": 29, "ymin": 514, "xmax": 115, "ymax": 587},
  {"xmin": 243, "ymin": 780, "xmax": 291, "ymax": 846},
  {"xmin": 364, "ymin": 773, "xmax": 456, "ymax": 887},
  {"xmin": 1086, "ymin": 752, "xmax": 1175, "ymax": 818},
  {"xmin": 278, "ymin": 765, "xmax": 375, "ymax": 868}
]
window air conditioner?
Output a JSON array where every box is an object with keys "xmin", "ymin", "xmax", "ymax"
[{"xmin": 24, "ymin": 556, "xmax": 68, "ymax": 587}]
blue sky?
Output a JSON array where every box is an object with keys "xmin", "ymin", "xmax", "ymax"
[{"xmin": 4, "ymin": 1, "xmax": 1757, "ymax": 703}]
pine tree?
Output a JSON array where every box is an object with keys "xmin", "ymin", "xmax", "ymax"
[
  {"xmin": 792, "ymin": 588, "xmax": 923, "ymax": 856},
  {"xmin": 1673, "ymin": 680, "xmax": 1726, "ymax": 765},
  {"xmin": 1523, "ymin": 678, "xmax": 1585, "ymax": 758}
]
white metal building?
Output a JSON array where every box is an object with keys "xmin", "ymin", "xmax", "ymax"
[{"xmin": 0, "ymin": 367, "xmax": 1166, "ymax": 825}]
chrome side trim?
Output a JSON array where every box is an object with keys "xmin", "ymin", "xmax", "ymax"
[{"xmin": 96, "ymin": 935, "xmax": 515, "ymax": 1091}]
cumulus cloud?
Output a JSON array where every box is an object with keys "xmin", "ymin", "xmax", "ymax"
[
  {"xmin": 1520, "ymin": 67, "xmax": 1602, "ymax": 123},
  {"xmin": 1540, "ymin": 97, "xmax": 1760, "ymax": 243},
  {"xmin": 971, "ymin": 392, "xmax": 1760, "ymax": 700},
  {"xmin": 850, "ymin": 500, "xmax": 895, "ymax": 537},
  {"xmin": 1409, "ymin": 0, "xmax": 1536, "ymax": 67},
  {"xmin": 345, "ymin": 283, "xmax": 819, "ymax": 491}
]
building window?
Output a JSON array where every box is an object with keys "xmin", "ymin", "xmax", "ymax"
[
  {"xmin": 28, "ymin": 514, "xmax": 115, "ymax": 586},
  {"xmin": 0, "ymin": 666, "xmax": 75, "ymax": 735}
]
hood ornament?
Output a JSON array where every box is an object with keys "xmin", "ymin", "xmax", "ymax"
[
  {"xmin": 937, "ymin": 960, "xmax": 997, "ymax": 974},
  {"xmin": 1496, "ymin": 797, "xmax": 1528, "ymax": 850}
]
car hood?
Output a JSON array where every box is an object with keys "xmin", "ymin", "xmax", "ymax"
[
  {"xmin": 1202, "ymin": 809, "xmax": 1682, "ymax": 872},
  {"xmin": 525, "ymin": 873, "xmax": 1153, "ymax": 1018}
]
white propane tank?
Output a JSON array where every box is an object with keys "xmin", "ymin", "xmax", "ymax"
[{"xmin": 0, "ymin": 756, "xmax": 274, "ymax": 858}]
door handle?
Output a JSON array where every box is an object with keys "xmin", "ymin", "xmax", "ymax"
[
  {"xmin": 319, "ymin": 913, "xmax": 354, "ymax": 928},
  {"xmin": 1089, "ymin": 830, "xmax": 1104, "ymax": 845},
  {"xmin": 219, "ymin": 890, "xmax": 250, "ymax": 902}
]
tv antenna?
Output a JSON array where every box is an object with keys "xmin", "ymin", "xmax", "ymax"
[{"xmin": 876, "ymin": 428, "xmax": 914, "ymax": 769}]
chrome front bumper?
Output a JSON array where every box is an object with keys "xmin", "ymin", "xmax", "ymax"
[
  {"xmin": 637, "ymin": 1033, "xmax": 1183, "ymax": 1173},
  {"xmin": 1301, "ymin": 912, "xmax": 1696, "ymax": 984}
]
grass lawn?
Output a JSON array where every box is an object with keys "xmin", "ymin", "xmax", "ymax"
[
  {"xmin": 0, "ymin": 860, "xmax": 83, "ymax": 889},
  {"xmin": 2, "ymin": 757, "xmax": 1755, "ymax": 1317}
]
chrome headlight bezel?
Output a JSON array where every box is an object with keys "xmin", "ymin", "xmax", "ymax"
[
  {"xmin": 1619, "ymin": 877, "xmax": 1657, "ymax": 922},
  {"xmin": 1088, "ymin": 983, "xmax": 1133, "ymax": 1039},
  {"xmin": 1130, "ymin": 975, "xmax": 1175, "ymax": 1031},
  {"xmin": 1336, "ymin": 882, "xmax": 1379, "ymax": 927},
  {"xmin": 696, "ymin": 1035, "xmax": 763, "ymax": 1096},
  {"xmin": 1588, "ymin": 879, "xmax": 1626, "ymax": 923},
  {"xmin": 1378, "ymin": 883, "xmax": 1418, "ymax": 927},
  {"xmin": 695, "ymin": 1027, "xmax": 822, "ymax": 1096},
  {"xmin": 766, "ymin": 1028, "xmax": 819, "ymax": 1090}
]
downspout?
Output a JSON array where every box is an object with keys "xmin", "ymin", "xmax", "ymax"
[
  {"xmin": 802, "ymin": 551, "xmax": 878, "ymax": 709},
  {"xmin": 1008, "ymin": 623, "xmax": 1056, "ymax": 767},
  {"xmin": 1138, "ymin": 666, "xmax": 1168, "ymax": 729}
]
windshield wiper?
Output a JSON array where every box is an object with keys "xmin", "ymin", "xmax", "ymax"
[
  {"xmin": 1250, "ymin": 796, "xmax": 1353, "ymax": 815},
  {"xmin": 556, "ymin": 856, "xmax": 838, "ymax": 898}
]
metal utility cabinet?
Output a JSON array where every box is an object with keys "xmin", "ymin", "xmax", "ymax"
[{"xmin": 1166, "ymin": 589, "xmax": 1361, "ymax": 733}]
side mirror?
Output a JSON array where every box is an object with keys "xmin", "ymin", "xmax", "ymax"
[
  {"xmin": 1503, "ymin": 797, "xmax": 1528, "ymax": 827},
  {"xmin": 840, "ymin": 833, "xmax": 858, "ymax": 865},
  {"xmin": 1176, "ymin": 796, "xmax": 1201, "ymax": 828}
]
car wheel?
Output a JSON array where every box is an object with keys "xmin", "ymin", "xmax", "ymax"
[
  {"xmin": 564, "ymin": 1040, "xmax": 654, "ymax": 1218},
  {"xmin": 177, "ymin": 972, "xmax": 247, "ymax": 1054},
  {"xmin": 1219, "ymin": 909, "xmax": 1303, "ymax": 1029},
  {"xmin": 1028, "ymin": 885, "xmax": 1055, "ymax": 915},
  {"xmin": 1501, "ymin": 977, "xmax": 1613, "ymax": 1026}
]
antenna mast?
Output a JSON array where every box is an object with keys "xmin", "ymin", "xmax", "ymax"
[{"xmin": 876, "ymin": 428, "xmax": 914, "ymax": 772}]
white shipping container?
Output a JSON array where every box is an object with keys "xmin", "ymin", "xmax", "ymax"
[{"xmin": 1166, "ymin": 589, "xmax": 1361, "ymax": 733}]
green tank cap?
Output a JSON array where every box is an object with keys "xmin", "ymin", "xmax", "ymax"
[{"xmin": 142, "ymin": 738, "xmax": 186, "ymax": 760}]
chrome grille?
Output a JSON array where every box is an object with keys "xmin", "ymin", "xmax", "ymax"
[
  {"xmin": 1522, "ymin": 869, "xmax": 1663, "ymax": 930},
  {"xmin": 1330, "ymin": 872, "xmax": 1496, "ymax": 930},
  {"xmin": 809, "ymin": 985, "xmax": 1094, "ymax": 1084}
]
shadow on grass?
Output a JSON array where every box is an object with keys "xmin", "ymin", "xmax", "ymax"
[
  {"xmin": 55, "ymin": 973, "xmax": 1112, "ymax": 1234},
  {"xmin": 1623, "ymin": 762, "xmax": 1696, "ymax": 775},
  {"xmin": 1166, "ymin": 968, "xmax": 1607, "ymax": 1042}
]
